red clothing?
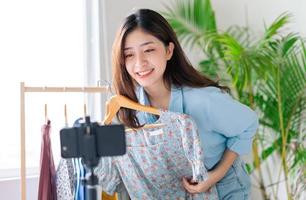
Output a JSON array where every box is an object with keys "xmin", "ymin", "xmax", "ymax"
[{"xmin": 38, "ymin": 120, "xmax": 57, "ymax": 200}]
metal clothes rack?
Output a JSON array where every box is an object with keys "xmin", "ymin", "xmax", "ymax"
[{"xmin": 20, "ymin": 82, "xmax": 110, "ymax": 200}]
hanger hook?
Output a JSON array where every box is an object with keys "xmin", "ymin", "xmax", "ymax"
[
  {"xmin": 83, "ymin": 103, "xmax": 87, "ymax": 118},
  {"xmin": 64, "ymin": 104, "xmax": 68, "ymax": 127},
  {"xmin": 44, "ymin": 103, "xmax": 48, "ymax": 123},
  {"xmin": 97, "ymin": 79, "xmax": 114, "ymax": 95}
]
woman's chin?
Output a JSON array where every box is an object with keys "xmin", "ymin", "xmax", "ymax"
[
  {"xmin": 135, "ymin": 79, "xmax": 154, "ymax": 88},
  {"xmin": 137, "ymin": 82, "xmax": 153, "ymax": 88}
]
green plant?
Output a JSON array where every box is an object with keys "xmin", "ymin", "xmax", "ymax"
[
  {"xmin": 162, "ymin": 0, "xmax": 222, "ymax": 80},
  {"xmin": 218, "ymin": 21, "xmax": 306, "ymax": 200},
  {"xmin": 162, "ymin": 1, "xmax": 306, "ymax": 199}
]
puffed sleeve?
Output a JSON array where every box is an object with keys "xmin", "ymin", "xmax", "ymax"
[
  {"xmin": 178, "ymin": 114, "xmax": 208, "ymax": 182},
  {"xmin": 95, "ymin": 157, "xmax": 121, "ymax": 195},
  {"xmin": 178, "ymin": 114, "xmax": 220, "ymax": 200},
  {"xmin": 207, "ymin": 90, "xmax": 259, "ymax": 155}
]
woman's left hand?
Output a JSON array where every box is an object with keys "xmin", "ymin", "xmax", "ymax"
[
  {"xmin": 182, "ymin": 172, "xmax": 218, "ymax": 194},
  {"xmin": 182, "ymin": 149, "xmax": 238, "ymax": 194}
]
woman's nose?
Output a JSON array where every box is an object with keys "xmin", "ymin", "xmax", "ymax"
[{"xmin": 135, "ymin": 53, "xmax": 147, "ymax": 68}]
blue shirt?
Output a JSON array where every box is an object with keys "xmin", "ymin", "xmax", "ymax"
[{"xmin": 136, "ymin": 86, "xmax": 259, "ymax": 169}]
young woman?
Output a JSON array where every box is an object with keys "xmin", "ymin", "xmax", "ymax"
[{"xmin": 111, "ymin": 8, "xmax": 258, "ymax": 199}]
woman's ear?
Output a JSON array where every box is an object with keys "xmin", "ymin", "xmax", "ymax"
[{"xmin": 166, "ymin": 42, "xmax": 174, "ymax": 60}]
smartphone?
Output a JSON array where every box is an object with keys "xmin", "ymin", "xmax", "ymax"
[{"xmin": 60, "ymin": 123, "xmax": 126, "ymax": 159}]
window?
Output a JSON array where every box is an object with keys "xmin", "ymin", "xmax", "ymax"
[{"xmin": 0, "ymin": 0, "xmax": 85, "ymax": 178}]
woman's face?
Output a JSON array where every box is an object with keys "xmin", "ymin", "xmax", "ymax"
[{"xmin": 123, "ymin": 28, "xmax": 174, "ymax": 89}]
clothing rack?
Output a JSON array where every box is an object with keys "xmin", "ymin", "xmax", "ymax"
[{"xmin": 20, "ymin": 82, "xmax": 110, "ymax": 200}]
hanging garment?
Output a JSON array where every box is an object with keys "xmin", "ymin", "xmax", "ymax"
[
  {"xmin": 56, "ymin": 158, "xmax": 114, "ymax": 200},
  {"xmin": 56, "ymin": 159, "xmax": 75, "ymax": 200},
  {"xmin": 38, "ymin": 120, "xmax": 57, "ymax": 200},
  {"xmin": 72, "ymin": 118, "xmax": 85, "ymax": 200},
  {"xmin": 72, "ymin": 158, "xmax": 85, "ymax": 200},
  {"xmin": 95, "ymin": 110, "xmax": 219, "ymax": 200}
]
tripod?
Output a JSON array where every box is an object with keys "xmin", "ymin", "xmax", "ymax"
[{"xmin": 82, "ymin": 161, "xmax": 99, "ymax": 200}]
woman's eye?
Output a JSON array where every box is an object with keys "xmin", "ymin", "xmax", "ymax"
[
  {"xmin": 144, "ymin": 49, "xmax": 154, "ymax": 53},
  {"xmin": 125, "ymin": 54, "xmax": 133, "ymax": 58}
]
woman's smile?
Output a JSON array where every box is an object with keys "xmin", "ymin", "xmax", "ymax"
[{"xmin": 136, "ymin": 68, "xmax": 154, "ymax": 78}]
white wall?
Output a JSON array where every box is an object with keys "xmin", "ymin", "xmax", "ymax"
[
  {"xmin": 212, "ymin": 0, "xmax": 306, "ymax": 35},
  {"xmin": 0, "ymin": 177, "xmax": 38, "ymax": 200}
]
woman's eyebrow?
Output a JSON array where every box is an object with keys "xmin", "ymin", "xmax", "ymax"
[
  {"xmin": 140, "ymin": 41, "xmax": 154, "ymax": 47},
  {"xmin": 124, "ymin": 41, "xmax": 155, "ymax": 50}
]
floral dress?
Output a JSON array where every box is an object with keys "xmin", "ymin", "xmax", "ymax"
[{"xmin": 95, "ymin": 111, "xmax": 218, "ymax": 200}]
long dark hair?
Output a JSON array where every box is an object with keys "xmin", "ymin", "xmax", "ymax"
[{"xmin": 112, "ymin": 8, "xmax": 229, "ymax": 128}]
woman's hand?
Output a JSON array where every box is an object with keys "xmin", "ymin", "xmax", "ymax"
[
  {"xmin": 182, "ymin": 171, "xmax": 218, "ymax": 194},
  {"xmin": 182, "ymin": 149, "xmax": 238, "ymax": 194}
]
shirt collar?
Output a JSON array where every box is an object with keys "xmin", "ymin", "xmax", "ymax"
[
  {"xmin": 169, "ymin": 86, "xmax": 184, "ymax": 113},
  {"xmin": 137, "ymin": 85, "xmax": 184, "ymax": 113},
  {"xmin": 137, "ymin": 86, "xmax": 151, "ymax": 106},
  {"xmin": 136, "ymin": 86, "xmax": 156, "ymax": 124}
]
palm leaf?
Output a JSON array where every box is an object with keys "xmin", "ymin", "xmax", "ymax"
[
  {"xmin": 262, "ymin": 12, "xmax": 292, "ymax": 41},
  {"xmin": 256, "ymin": 36, "xmax": 306, "ymax": 168},
  {"xmin": 162, "ymin": 0, "xmax": 217, "ymax": 49}
]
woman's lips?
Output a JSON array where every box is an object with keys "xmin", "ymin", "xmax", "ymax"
[{"xmin": 136, "ymin": 68, "xmax": 154, "ymax": 78}]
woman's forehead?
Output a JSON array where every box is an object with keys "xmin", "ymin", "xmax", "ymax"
[{"xmin": 124, "ymin": 29, "xmax": 162, "ymax": 49}]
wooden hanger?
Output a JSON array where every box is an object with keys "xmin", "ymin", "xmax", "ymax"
[
  {"xmin": 64, "ymin": 104, "xmax": 68, "ymax": 127},
  {"xmin": 44, "ymin": 103, "xmax": 48, "ymax": 123},
  {"xmin": 44, "ymin": 104, "xmax": 50, "ymax": 125},
  {"xmin": 103, "ymin": 95, "xmax": 161, "ymax": 125},
  {"xmin": 83, "ymin": 103, "xmax": 87, "ymax": 119}
]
